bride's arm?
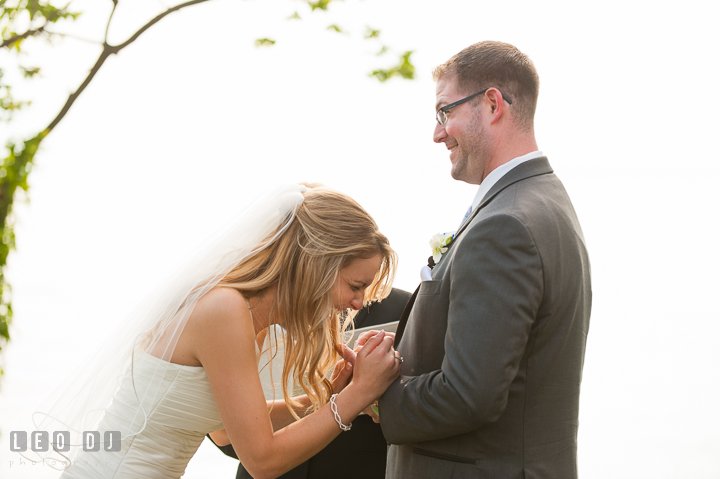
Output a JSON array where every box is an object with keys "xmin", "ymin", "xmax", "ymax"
[
  {"xmin": 210, "ymin": 377, "xmax": 346, "ymax": 446},
  {"xmin": 208, "ymin": 398, "xmax": 313, "ymax": 449},
  {"xmin": 209, "ymin": 378, "xmax": 344, "ymax": 447},
  {"xmin": 192, "ymin": 289, "xmax": 396, "ymax": 479},
  {"xmin": 210, "ymin": 396, "xmax": 310, "ymax": 447},
  {"xmin": 212, "ymin": 348, "xmax": 355, "ymax": 443},
  {"xmin": 266, "ymin": 396, "xmax": 311, "ymax": 431},
  {"xmin": 267, "ymin": 349, "xmax": 356, "ymax": 431}
]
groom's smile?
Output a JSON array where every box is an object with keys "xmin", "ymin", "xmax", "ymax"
[
  {"xmin": 444, "ymin": 141, "xmax": 458, "ymax": 164},
  {"xmin": 433, "ymin": 76, "xmax": 492, "ymax": 185}
]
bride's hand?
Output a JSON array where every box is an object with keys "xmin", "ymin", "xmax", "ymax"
[
  {"xmin": 351, "ymin": 331, "xmax": 400, "ymax": 402},
  {"xmin": 354, "ymin": 329, "xmax": 396, "ymax": 350},
  {"xmin": 330, "ymin": 344, "xmax": 356, "ymax": 394}
]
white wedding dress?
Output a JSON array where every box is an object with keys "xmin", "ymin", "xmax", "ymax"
[
  {"xmin": 36, "ymin": 185, "xmax": 306, "ymax": 478},
  {"xmin": 60, "ymin": 351, "xmax": 227, "ymax": 479}
]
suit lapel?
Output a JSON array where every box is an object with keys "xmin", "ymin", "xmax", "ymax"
[
  {"xmin": 395, "ymin": 158, "xmax": 553, "ymax": 348},
  {"xmin": 394, "ymin": 286, "xmax": 419, "ymax": 348},
  {"xmin": 453, "ymin": 157, "xmax": 553, "ymax": 243}
]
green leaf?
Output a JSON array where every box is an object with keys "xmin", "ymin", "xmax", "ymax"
[
  {"xmin": 308, "ymin": 0, "xmax": 334, "ymax": 11},
  {"xmin": 21, "ymin": 66, "xmax": 40, "ymax": 78},
  {"xmin": 364, "ymin": 26, "xmax": 380, "ymax": 39},
  {"xmin": 287, "ymin": 11, "xmax": 301, "ymax": 20},
  {"xmin": 254, "ymin": 38, "xmax": 276, "ymax": 47},
  {"xmin": 369, "ymin": 51, "xmax": 415, "ymax": 82},
  {"xmin": 326, "ymin": 24, "xmax": 343, "ymax": 34},
  {"xmin": 395, "ymin": 50, "xmax": 416, "ymax": 80},
  {"xmin": 370, "ymin": 69, "xmax": 389, "ymax": 82}
]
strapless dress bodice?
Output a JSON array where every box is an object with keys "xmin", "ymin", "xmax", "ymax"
[{"xmin": 60, "ymin": 352, "xmax": 225, "ymax": 479}]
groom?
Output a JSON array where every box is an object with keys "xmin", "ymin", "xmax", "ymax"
[{"xmin": 378, "ymin": 41, "xmax": 592, "ymax": 478}]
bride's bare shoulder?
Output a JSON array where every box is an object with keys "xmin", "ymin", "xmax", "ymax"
[
  {"xmin": 201, "ymin": 287, "xmax": 247, "ymax": 307},
  {"xmin": 191, "ymin": 288, "xmax": 251, "ymax": 328},
  {"xmin": 173, "ymin": 288, "xmax": 252, "ymax": 366}
]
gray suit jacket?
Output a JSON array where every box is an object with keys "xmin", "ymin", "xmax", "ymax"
[{"xmin": 380, "ymin": 157, "xmax": 591, "ymax": 479}]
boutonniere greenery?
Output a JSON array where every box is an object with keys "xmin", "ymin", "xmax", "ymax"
[{"xmin": 428, "ymin": 232, "xmax": 455, "ymax": 267}]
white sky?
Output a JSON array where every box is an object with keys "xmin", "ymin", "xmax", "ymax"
[{"xmin": 1, "ymin": 0, "xmax": 719, "ymax": 477}]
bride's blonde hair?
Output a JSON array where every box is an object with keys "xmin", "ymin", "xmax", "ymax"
[{"xmin": 217, "ymin": 185, "xmax": 396, "ymax": 416}]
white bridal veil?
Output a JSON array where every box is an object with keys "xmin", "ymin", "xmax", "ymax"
[{"xmin": 26, "ymin": 184, "xmax": 307, "ymax": 467}]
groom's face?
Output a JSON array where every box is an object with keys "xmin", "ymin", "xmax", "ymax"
[{"xmin": 433, "ymin": 76, "xmax": 490, "ymax": 185}]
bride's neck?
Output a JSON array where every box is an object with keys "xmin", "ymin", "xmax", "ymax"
[{"xmin": 247, "ymin": 285, "xmax": 278, "ymax": 337}]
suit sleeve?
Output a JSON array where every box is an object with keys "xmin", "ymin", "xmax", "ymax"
[{"xmin": 379, "ymin": 214, "xmax": 543, "ymax": 444}]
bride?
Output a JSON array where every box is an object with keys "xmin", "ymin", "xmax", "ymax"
[{"xmin": 33, "ymin": 184, "xmax": 400, "ymax": 479}]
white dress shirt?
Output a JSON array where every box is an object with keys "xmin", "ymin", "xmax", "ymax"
[
  {"xmin": 469, "ymin": 150, "xmax": 544, "ymax": 210},
  {"xmin": 421, "ymin": 150, "xmax": 545, "ymax": 281}
]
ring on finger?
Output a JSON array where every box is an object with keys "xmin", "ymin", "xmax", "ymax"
[{"xmin": 394, "ymin": 353, "xmax": 403, "ymax": 363}]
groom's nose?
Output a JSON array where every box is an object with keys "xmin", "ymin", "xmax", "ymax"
[{"xmin": 433, "ymin": 122, "xmax": 447, "ymax": 144}]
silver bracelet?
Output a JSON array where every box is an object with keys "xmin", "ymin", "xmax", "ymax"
[{"xmin": 329, "ymin": 393, "xmax": 352, "ymax": 431}]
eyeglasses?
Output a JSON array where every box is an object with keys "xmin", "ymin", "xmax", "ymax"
[{"xmin": 436, "ymin": 88, "xmax": 512, "ymax": 125}]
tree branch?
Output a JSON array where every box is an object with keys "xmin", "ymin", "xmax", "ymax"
[
  {"xmin": 105, "ymin": 0, "xmax": 118, "ymax": 44},
  {"xmin": 1, "ymin": 25, "xmax": 48, "ymax": 49},
  {"xmin": 0, "ymin": 5, "xmax": 70, "ymax": 49},
  {"xmin": 43, "ymin": 47, "xmax": 113, "ymax": 133},
  {"xmin": 114, "ymin": 0, "xmax": 213, "ymax": 51},
  {"xmin": 43, "ymin": 0, "xmax": 213, "ymax": 135},
  {"xmin": 43, "ymin": 29, "xmax": 103, "ymax": 45}
]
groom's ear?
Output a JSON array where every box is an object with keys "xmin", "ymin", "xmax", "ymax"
[{"xmin": 486, "ymin": 88, "xmax": 506, "ymax": 125}]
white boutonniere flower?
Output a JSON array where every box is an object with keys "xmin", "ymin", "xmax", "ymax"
[{"xmin": 429, "ymin": 232, "xmax": 455, "ymax": 264}]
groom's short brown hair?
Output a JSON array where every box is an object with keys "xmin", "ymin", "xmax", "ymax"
[{"xmin": 433, "ymin": 41, "xmax": 539, "ymax": 131}]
